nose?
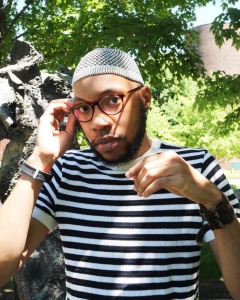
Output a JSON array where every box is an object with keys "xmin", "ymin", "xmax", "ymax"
[{"xmin": 89, "ymin": 105, "xmax": 112, "ymax": 131}]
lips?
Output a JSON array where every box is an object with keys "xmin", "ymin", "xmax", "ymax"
[
  {"xmin": 94, "ymin": 136, "xmax": 118, "ymax": 146},
  {"xmin": 93, "ymin": 136, "xmax": 121, "ymax": 153}
]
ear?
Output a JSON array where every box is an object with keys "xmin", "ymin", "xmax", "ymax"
[{"xmin": 141, "ymin": 86, "xmax": 151, "ymax": 110}]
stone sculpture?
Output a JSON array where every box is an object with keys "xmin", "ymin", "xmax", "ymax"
[{"xmin": 0, "ymin": 40, "xmax": 73, "ymax": 299}]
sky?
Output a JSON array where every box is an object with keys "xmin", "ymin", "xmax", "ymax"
[
  {"xmin": 16, "ymin": 1, "xmax": 239, "ymax": 27},
  {"xmin": 193, "ymin": 1, "xmax": 240, "ymax": 27}
]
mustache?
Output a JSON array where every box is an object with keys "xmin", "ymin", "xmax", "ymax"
[{"xmin": 90, "ymin": 135, "xmax": 125, "ymax": 147}]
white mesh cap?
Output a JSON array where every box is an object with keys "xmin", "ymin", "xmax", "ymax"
[{"xmin": 72, "ymin": 48, "xmax": 144, "ymax": 86}]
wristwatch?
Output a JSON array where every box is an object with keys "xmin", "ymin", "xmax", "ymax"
[
  {"xmin": 20, "ymin": 162, "xmax": 52, "ymax": 182},
  {"xmin": 196, "ymin": 193, "xmax": 236, "ymax": 246}
]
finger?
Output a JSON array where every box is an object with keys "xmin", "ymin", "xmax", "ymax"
[
  {"xmin": 49, "ymin": 98, "xmax": 74, "ymax": 106},
  {"xmin": 64, "ymin": 113, "xmax": 77, "ymax": 143},
  {"xmin": 126, "ymin": 154, "xmax": 159, "ymax": 180},
  {"xmin": 42, "ymin": 103, "xmax": 70, "ymax": 125},
  {"xmin": 133, "ymin": 160, "xmax": 159, "ymax": 193},
  {"xmin": 125, "ymin": 158, "xmax": 145, "ymax": 178},
  {"xmin": 135, "ymin": 162, "xmax": 173, "ymax": 197},
  {"xmin": 44, "ymin": 102, "xmax": 70, "ymax": 115},
  {"xmin": 37, "ymin": 103, "xmax": 69, "ymax": 144},
  {"xmin": 44, "ymin": 98, "xmax": 75, "ymax": 120},
  {"xmin": 133, "ymin": 153, "xmax": 173, "ymax": 190},
  {"xmin": 141, "ymin": 174, "xmax": 184, "ymax": 198},
  {"xmin": 133, "ymin": 151, "xmax": 186, "ymax": 197}
]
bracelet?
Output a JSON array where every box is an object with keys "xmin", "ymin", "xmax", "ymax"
[
  {"xmin": 196, "ymin": 193, "xmax": 236, "ymax": 246},
  {"xmin": 20, "ymin": 162, "xmax": 52, "ymax": 182}
]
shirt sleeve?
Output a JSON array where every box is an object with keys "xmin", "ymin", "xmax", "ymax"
[
  {"xmin": 201, "ymin": 150, "xmax": 240, "ymax": 242},
  {"xmin": 32, "ymin": 158, "xmax": 63, "ymax": 232}
]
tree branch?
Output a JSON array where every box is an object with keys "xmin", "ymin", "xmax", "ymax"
[
  {"xmin": 14, "ymin": 30, "xmax": 27, "ymax": 40},
  {"xmin": 3, "ymin": 0, "xmax": 34, "ymax": 39}
]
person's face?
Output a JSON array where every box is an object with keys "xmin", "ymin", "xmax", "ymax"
[{"xmin": 73, "ymin": 74, "xmax": 151, "ymax": 165}]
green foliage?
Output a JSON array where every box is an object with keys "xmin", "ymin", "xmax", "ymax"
[
  {"xmin": 195, "ymin": 71, "xmax": 240, "ymax": 134},
  {"xmin": 147, "ymin": 77, "xmax": 240, "ymax": 158},
  {"xmin": 1, "ymin": 0, "xmax": 240, "ymax": 152},
  {"xmin": 211, "ymin": 7, "xmax": 240, "ymax": 49},
  {"xmin": 77, "ymin": 129, "xmax": 89, "ymax": 149},
  {"xmin": 0, "ymin": 0, "xmax": 19, "ymax": 64},
  {"xmin": 0, "ymin": 0, "xmax": 208, "ymax": 85}
]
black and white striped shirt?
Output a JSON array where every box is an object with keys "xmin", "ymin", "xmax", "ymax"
[{"xmin": 33, "ymin": 139, "xmax": 239, "ymax": 300}]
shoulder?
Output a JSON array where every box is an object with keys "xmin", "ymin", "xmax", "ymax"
[
  {"xmin": 50, "ymin": 148, "xmax": 96, "ymax": 174},
  {"xmin": 59, "ymin": 148, "xmax": 95, "ymax": 163},
  {"xmin": 157, "ymin": 139, "xmax": 209, "ymax": 159}
]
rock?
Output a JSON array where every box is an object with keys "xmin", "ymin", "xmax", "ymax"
[
  {"xmin": 0, "ymin": 40, "xmax": 73, "ymax": 299},
  {"xmin": 14, "ymin": 229, "xmax": 66, "ymax": 300}
]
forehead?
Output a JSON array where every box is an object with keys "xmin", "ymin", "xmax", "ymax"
[{"xmin": 73, "ymin": 74, "xmax": 136, "ymax": 100}]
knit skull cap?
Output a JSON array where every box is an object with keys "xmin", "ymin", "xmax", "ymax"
[{"xmin": 72, "ymin": 48, "xmax": 144, "ymax": 86}]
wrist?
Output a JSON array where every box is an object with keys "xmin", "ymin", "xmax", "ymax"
[
  {"xmin": 201, "ymin": 189, "xmax": 223, "ymax": 210},
  {"xmin": 20, "ymin": 162, "xmax": 53, "ymax": 182},
  {"xmin": 196, "ymin": 193, "xmax": 236, "ymax": 245},
  {"xmin": 27, "ymin": 151, "xmax": 56, "ymax": 173}
]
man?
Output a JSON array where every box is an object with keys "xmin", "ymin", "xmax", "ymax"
[{"xmin": 0, "ymin": 48, "xmax": 240, "ymax": 299}]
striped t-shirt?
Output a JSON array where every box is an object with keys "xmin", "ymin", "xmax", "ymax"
[{"xmin": 33, "ymin": 139, "xmax": 239, "ymax": 300}]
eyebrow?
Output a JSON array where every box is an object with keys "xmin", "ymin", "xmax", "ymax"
[
  {"xmin": 74, "ymin": 96, "xmax": 88, "ymax": 102},
  {"xmin": 74, "ymin": 88, "xmax": 124, "ymax": 103}
]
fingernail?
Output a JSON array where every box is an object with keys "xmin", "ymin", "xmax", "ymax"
[
  {"xmin": 125, "ymin": 172, "xmax": 130, "ymax": 178},
  {"xmin": 68, "ymin": 98, "xmax": 74, "ymax": 103}
]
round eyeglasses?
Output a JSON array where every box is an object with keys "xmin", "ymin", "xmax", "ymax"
[{"xmin": 70, "ymin": 85, "xmax": 143, "ymax": 122}]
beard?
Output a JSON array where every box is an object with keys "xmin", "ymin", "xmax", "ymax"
[{"xmin": 82, "ymin": 101, "xmax": 148, "ymax": 167}]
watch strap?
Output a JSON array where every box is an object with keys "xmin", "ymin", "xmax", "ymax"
[
  {"xmin": 20, "ymin": 162, "xmax": 52, "ymax": 182},
  {"xmin": 196, "ymin": 193, "xmax": 236, "ymax": 246}
]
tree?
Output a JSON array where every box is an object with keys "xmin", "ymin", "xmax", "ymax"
[
  {"xmin": 1, "ymin": 0, "xmax": 205, "ymax": 83},
  {"xmin": 0, "ymin": 1, "xmax": 227, "ymax": 75},
  {"xmin": 147, "ymin": 76, "xmax": 240, "ymax": 159},
  {"xmin": 194, "ymin": 4, "xmax": 240, "ymax": 132},
  {"xmin": 1, "ymin": 0, "xmax": 240, "ymax": 133},
  {"xmin": 195, "ymin": 71, "xmax": 240, "ymax": 134}
]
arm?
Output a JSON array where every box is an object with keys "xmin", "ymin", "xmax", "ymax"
[
  {"xmin": 209, "ymin": 223, "xmax": 240, "ymax": 300},
  {"xmin": 0, "ymin": 99, "xmax": 76, "ymax": 286},
  {"xmin": 126, "ymin": 150, "xmax": 240, "ymax": 299}
]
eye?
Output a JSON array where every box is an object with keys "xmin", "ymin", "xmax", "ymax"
[
  {"xmin": 106, "ymin": 95, "xmax": 122, "ymax": 106},
  {"xmin": 74, "ymin": 103, "xmax": 91, "ymax": 114}
]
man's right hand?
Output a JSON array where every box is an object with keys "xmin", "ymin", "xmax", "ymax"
[
  {"xmin": 0, "ymin": 99, "xmax": 76, "ymax": 286},
  {"xmin": 27, "ymin": 98, "xmax": 76, "ymax": 172}
]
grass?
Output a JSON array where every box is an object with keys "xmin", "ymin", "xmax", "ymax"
[
  {"xmin": 3, "ymin": 278, "xmax": 13, "ymax": 289},
  {"xmin": 0, "ymin": 277, "xmax": 13, "ymax": 296},
  {"xmin": 224, "ymin": 169, "xmax": 240, "ymax": 180},
  {"xmin": 199, "ymin": 242, "xmax": 222, "ymax": 281}
]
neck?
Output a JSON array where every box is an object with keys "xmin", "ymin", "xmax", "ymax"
[{"xmin": 133, "ymin": 135, "xmax": 152, "ymax": 159}]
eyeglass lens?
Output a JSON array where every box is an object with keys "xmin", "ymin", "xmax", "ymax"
[
  {"xmin": 73, "ymin": 95, "xmax": 123, "ymax": 122},
  {"xmin": 72, "ymin": 85, "xmax": 142, "ymax": 122}
]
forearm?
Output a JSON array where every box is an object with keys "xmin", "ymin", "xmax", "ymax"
[
  {"xmin": 203, "ymin": 189, "xmax": 240, "ymax": 299},
  {"xmin": 0, "ymin": 173, "xmax": 43, "ymax": 286},
  {"xmin": 214, "ymin": 218, "xmax": 240, "ymax": 300},
  {"xmin": 0, "ymin": 100, "xmax": 75, "ymax": 286}
]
